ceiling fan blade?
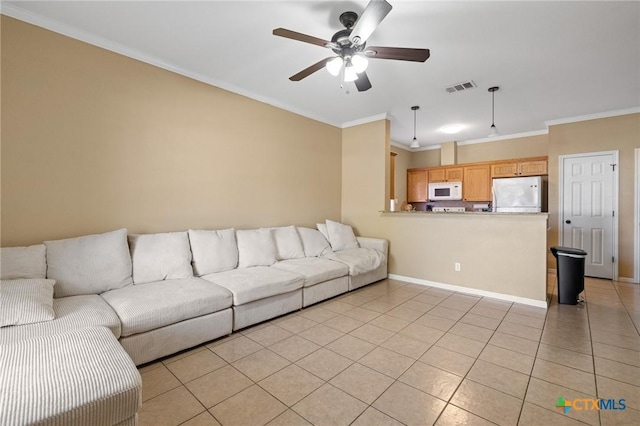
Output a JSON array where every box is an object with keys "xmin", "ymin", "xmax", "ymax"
[
  {"xmin": 354, "ymin": 72, "xmax": 372, "ymax": 92},
  {"xmin": 365, "ymin": 46, "xmax": 430, "ymax": 62},
  {"xmin": 273, "ymin": 28, "xmax": 335, "ymax": 49},
  {"xmin": 349, "ymin": 0, "xmax": 393, "ymax": 45},
  {"xmin": 289, "ymin": 57, "xmax": 332, "ymax": 81}
]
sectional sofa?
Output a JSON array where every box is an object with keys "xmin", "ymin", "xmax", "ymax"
[{"xmin": 0, "ymin": 222, "xmax": 388, "ymax": 425}]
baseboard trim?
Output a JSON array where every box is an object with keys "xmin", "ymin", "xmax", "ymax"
[
  {"xmin": 619, "ymin": 277, "xmax": 639, "ymax": 284},
  {"xmin": 388, "ymin": 274, "xmax": 548, "ymax": 309}
]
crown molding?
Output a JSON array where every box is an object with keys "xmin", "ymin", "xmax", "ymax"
[
  {"xmin": 456, "ymin": 129, "xmax": 549, "ymax": 146},
  {"xmin": 545, "ymin": 107, "xmax": 640, "ymax": 128},
  {"xmin": 399, "ymin": 143, "xmax": 442, "ymax": 151},
  {"xmin": 342, "ymin": 113, "xmax": 389, "ymax": 129}
]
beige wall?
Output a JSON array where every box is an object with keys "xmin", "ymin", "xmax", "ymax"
[
  {"xmin": 341, "ymin": 120, "xmax": 389, "ymax": 233},
  {"xmin": 1, "ymin": 17, "xmax": 342, "ymax": 246},
  {"xmin": 408, "ymin": 148, "xmax": 440, "ymax": 169},
  {"xmin": 547, "ymin": 113, "xmax": 640, "ymax": 279},
  {"xmin": 457, "ymin": 134, "xmax": 548, "ymax": 164}
]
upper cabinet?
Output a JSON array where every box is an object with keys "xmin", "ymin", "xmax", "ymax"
[
  {"xmin": 491, "ymin": 159, "xmax": 547, "ymax": 178},
  {"xmin": 406, "ymin": 156, "xmax": 547, "ymax": 204},
  {"xmin": 428, "ymin": 167, "xmax": 463, "ymax": 183},
  {"xmin": 463, "ymin": 165, "xmax": 492, "ymax": 201},
  {"xmin": 407, "ymin": 169, "xmax": 428, "ymax": 202}
]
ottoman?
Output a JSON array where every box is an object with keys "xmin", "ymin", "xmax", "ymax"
[{"xmin": 1, "ymin": 326, "xmax": 141, "ymax": 425}]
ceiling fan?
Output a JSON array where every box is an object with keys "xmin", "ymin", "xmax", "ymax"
[{"xmin": 273, "ymin": 0, "xmax": 430, "ymax": 92}]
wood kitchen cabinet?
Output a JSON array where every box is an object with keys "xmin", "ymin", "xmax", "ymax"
[
  {"xmin": 407, "ymin": 169, "xmax": 428, "ymax": 202},
  {"xmin": 463, "ymin": 164, "xmax": 492, "ymax": 201},
  {"xmin": 492, "ymin": 159, "xmax": 547, "ymax": 178},
  {"xmin": 428, "ymin": 167, "xmax": 463, "ymax": 182}
]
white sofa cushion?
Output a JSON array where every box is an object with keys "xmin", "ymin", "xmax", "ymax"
[
  {"xmin": 297, "ymin": 227, "xmax": 332, "ymax": 257},
  {"xmin": 101, "ymin": 277, "xmax": 232, "ymax": 337},
  {"xmin": 0, "ymin": 244, "xmax": 47, "ymax": 280},
  {"xmin": 236, "ymin": 229, "xmax": 277, "ymax": 268},
  {"xmin": 326, "ymin": 220, "xmax": 359, "ymax": 252},
  {"xmin": 0, "ymin": 294, "xmax": 122, "ymax": 344},
  {"xmin": 0, "ymin": 279, "xmax": 55, "ymax": 327},
  {"xmin": 129, "ymin": 232, "xmax": 193, "ymax": 284},
  {"xmin": 324, "ymin": 247, "xmax": 386, "ymax": 276},
  {"xmin": 271, "ymin": 226, "xmax": 305, "ymax": 260},
  {"xmin": 316, "ymin": 223, "xmax": 330, "ymax": 241},
  {"xmin": 0, "ymin": 326, "xmax": 140, "ymax": 426},
  {"xmin": 45, "ymin": 229, "xmax": 133, "ymax": 298},
  {"xmin": 188, "ymin": 229, "xmax": 238, "ymax": 276},
  {"xmin": 272, "ymin": 258, "xmax": 349, "ymax": 287},
  {"xmin": 202, "ymin": 267, "xmax": 304, "ymax": 306}
]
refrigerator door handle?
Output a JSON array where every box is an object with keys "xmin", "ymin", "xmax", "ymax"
[{"xmin": 492, "ymin": 186, "xmax": 497, "ymax": 212}]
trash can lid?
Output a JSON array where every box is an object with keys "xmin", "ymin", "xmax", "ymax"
[{"xmin": 550, "ymin": 246, "xmax": 587, "ymax": 258}]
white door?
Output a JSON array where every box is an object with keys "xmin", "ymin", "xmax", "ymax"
[{"xmin": 561, "ymin": 152, "xmax": 616, "ymax": 279}]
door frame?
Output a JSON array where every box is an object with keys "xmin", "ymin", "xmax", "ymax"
[
  {"xmin": 635, "ymin": 148, "xmax": 640, "ymax": 283},
  {"xmin": 558, "ymin": 150, "xmax": 619, "ymax": 281}
]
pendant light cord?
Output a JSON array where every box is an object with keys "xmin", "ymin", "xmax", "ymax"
[{"xmin": 491, "ymin": 90, "xmax": 495, "ymax": 126}]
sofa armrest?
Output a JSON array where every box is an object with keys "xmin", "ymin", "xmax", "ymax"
[{"xmin": 356, "ymin": 237, "xmax": 388, "ymax": 257}]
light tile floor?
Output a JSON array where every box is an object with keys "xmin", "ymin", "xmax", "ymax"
[{"xmin": 137, "ymin": 276, "xmax": 640, "ymax": 425}]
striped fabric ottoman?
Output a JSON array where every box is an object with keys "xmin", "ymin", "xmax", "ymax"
[{"xmin": 1, "ymin": 326, "xmax": 141, "ymax": 426}]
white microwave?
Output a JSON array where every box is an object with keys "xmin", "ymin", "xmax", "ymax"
[{"xmin": 428, "ymin": 181, "xmax": 463, "ymax": 201}]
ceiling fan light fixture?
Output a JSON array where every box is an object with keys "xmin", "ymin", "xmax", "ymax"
[
  {"xmin": 344, "ymin": 66, "xmax": 358, "ymax": 82},
  {"xmin": 351, "ymin": 54, "xmax": 368, "ymax": 73},
  {"xmin": 326, "ymin": 57, "xmax": 343, "ymax": 76}
]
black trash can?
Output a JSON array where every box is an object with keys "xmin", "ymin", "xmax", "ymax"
[{"xmin": 551, "ymin": 246, "xmax": 587, "ymax": 305}]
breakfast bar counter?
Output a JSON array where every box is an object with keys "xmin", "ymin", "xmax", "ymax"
[{"xmin": 374, "ymin": 211, "xmax": 549, "ymax": 306}]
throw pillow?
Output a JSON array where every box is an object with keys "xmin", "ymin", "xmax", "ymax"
[
  {"xmin": 236, "ymin": 229, "xmax": 277, "ymax": 268},
  {"xmin": 129, "ymin": 232, "xmax": 193, "ymax": 284},
  {"xmin": 325, "ymin": 220, "xmax": 360, "ymax": 252},
  {"xmin": 271, "ymin": 226, "xmax": 305, "ymax": 260},
  {"xmin": 45, "ymin": 229, "xmax": 133, "ymax": 298},
  {"xmin": 0, "ymin": 278, "xmax": 55, "ymax": 327},
  {"xmin": 297, "ymin": 227, "xmax": 332, "ymax": 257},
  {"xmin": 188, "ymin": 229, "xmax": 238, "ymax": 276}
]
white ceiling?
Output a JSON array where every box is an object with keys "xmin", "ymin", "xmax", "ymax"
[{"xmin": 4, "ymin": 1, "xmax": 640, "ymax": 148}]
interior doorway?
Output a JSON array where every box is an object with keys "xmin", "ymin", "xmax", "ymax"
[
  {"xmin": 559, "ymin": 151, "xmax": 619, "ymax": 280},
  {"xmin": 635, "ymin": 148, "xmax": 639, "ymax": 283}
]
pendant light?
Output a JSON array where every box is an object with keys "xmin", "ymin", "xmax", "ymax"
[
  {"xmin": 410, "ymin": 105, "xmax": 420, "ymax": 148},
  {"xmin": 488, "ymin": 86, "xmax": 499, "ymax": 137}
]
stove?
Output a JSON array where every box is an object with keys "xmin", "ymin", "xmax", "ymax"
[{"xmin": 432, "ymin": 207, "xmax": 466, "ymax": 213}]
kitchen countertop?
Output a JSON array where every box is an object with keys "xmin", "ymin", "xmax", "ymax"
[{"xmin": 381, "ymin": 211, "xmax": 548, "ymax": 216}]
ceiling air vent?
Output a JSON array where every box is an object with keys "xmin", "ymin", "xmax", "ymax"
[{"xmin": 445, "ymin": 80, "xmax": 477, "ymax": 93}]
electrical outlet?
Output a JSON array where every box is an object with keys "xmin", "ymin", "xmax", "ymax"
[{"xmin": 455, "ymin": 262, "xmax": 461, "ymax": 272}]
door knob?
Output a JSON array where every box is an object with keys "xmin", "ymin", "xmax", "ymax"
[{"xmin": 565, "ymin": 220, "xmax": 571, "ymax": 224}]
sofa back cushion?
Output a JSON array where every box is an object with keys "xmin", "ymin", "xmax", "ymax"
[
  {"xmin": 271, "ymin": 226, "xmax": 305, "ymax": 260},
  {"xmin": 128, "ymin": 232, "xmax": 193, "ymax": 284},
  {"xmin": 45, "ymin": 229, "xmax": 133, "ymax": 298},
  {"xmin": 0, "ymin": 244, "xmax": 47, "ymax": 280},
  {"xmin": 188, "ymin": 229, "xmax": 238, "ymax": 276},
  {"xmin": 326, "ymin": 220, "xmax": 360, "ymax": 252},
  {"xmin": 236, "ymin": 229, "xmax": 277, "ymax": 268},
  {"xmin": 297, "ymin": 227, "xmax": 332, "ymax": 257}
]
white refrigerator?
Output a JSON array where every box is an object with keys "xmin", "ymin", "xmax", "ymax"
[{"xmin": 492, "ymin": 176, "xmax": 543, "ymax": 213}]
